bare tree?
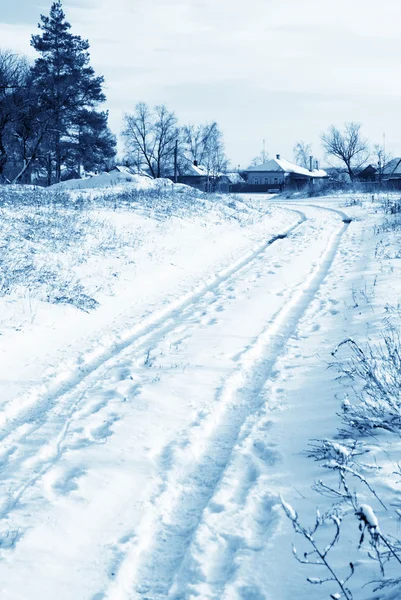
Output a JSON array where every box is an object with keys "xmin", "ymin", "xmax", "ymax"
[
  {"xmin": 293, "ymin": 141, "xmax": 313, "ymax": 169},
  {"xmin": 373, "ymin": 143, "xmax": 392, "ymax": 184},
  {"xmin": 202, "ymin": 125, "xmax": 228, "ymax": 191},
  {"xmin": 122, "ymin": 102, "xmax": 179, "ymax": 178},
  {"xmin": 0, "ymin": 50, "xmax": 28, "ymax": 181},
  {"xmin": 321, "ymin": 122, "xmax": 369, "ymax": 181},
  {"xmin": 182, "ymin": 122, "xmax": 219, "ymax": 166},
  {"xmin": 181, "ymin": 121, "xmax": 228, "ymax": 189},
  {"xmin": 249, "ymin": 145, "xmax": 270, "ymax": 167}
]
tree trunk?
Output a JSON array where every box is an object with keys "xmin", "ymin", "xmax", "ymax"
[
  {"xmin": 346, "ymin": 162, "xmax": 354, "ymax": 182},
  {"xmin": 12, "ymin": 159, "xmax": 30, "ymax": 185},
  {"xmin": 47, "ymin": 153, "xmax": 52, "ymax": 187},
  {"xmin": 55, "ymin": 130, "xmax": 61, "ymax": 183},
  {"xmin": 0, "ymin": 133, "xmax": 8, "ymax": 181}
]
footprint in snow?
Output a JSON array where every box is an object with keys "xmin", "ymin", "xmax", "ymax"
[
  {"xmin": 208, "ymin": 501, "xmax": 225, "ymax": 514},
  {"xmin": 110, "ymin": 366, "xmax": 132, "ymax": 383},
  {"xmin": 53, "ymin": 466, "xmax": 86, "ymax": 495},
  {"xmin": 252, "ymin": 439, "xmax": 281, "ymax": 465},
  {"xmin": 90, "ymin": 416, "xmax": 120, "ymax": 442},
  {"xmin": 238, "ymin": 584, "xmax": 267, "ymax": 600}
]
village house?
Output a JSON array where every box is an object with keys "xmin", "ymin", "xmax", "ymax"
[
  {"xmin": 167, "ymin": 161, "xmax": 245, "ymax": 192},
  {"xmin": 359, "ymin": 158, "xmax": 401, "ymax": 189},
  {"xmin": 244, "ymin": 155, "xmax": 327, "ymax": 191}
]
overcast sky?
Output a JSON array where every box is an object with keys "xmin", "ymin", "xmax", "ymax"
[{"xmin": 1, "ymin": 0, "xmax": 401, "ymax": 168}]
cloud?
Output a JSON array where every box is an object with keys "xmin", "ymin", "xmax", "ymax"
[{"xmin": 2, "ymin": 0, "xmax": 401, "ymax": 165}]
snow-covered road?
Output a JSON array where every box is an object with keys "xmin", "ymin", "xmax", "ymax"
[{"xmin": 0, "ymin": 199, "xmax": 368, "ymax": 599}]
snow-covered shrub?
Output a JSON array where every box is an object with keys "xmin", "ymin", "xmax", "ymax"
[
  {"xmin": 331, "ymin": 335, "xmax": 401, "ymax": 436},
  {"xmin": 0, "ymin": 187, "xmax": 141, "ymax": 315},
  {"xmin": 381, "ymin": 197, "xmax": 401, "ymax": 216},
  {"xmin": 283, "ymin": 326, "xmax": 401, "ymax": 598},
  {"xmin": 281, "ymin": 496, "xmax": 355, "ymax": 599}
]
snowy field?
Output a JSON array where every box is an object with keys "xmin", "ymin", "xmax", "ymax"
[{"xmin": 0, "ymin": 182, "xmax": 401, "ymax": 599}]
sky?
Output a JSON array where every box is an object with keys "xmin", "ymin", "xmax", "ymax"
[{"xmin": 1, "ymin": 0, "xmax": 401, "ymax": 168}]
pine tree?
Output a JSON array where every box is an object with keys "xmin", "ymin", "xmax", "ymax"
[
  {"xmin": 64, "ymin": 109, "xmax": 116, "ymax": 174},
  {"xmin": 30, "ymin": 0, "xmax": 111, "ymax": 183}
]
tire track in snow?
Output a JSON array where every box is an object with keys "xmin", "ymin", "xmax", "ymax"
[
  {"xmin": 0, "ymin": 208, "xmax": 306, "ymax": 525},
  {"xmin": 102, "ymin": 207, "xmax": 351, "ymax": 600},
  {"xmin": 0, "ymin": 208, "xmax": 304, "ymax": 440}
]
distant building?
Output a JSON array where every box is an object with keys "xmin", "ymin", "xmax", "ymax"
[
  {"xmin": 169, "ymin": 161, "xmax": 210, "ymax": 190},
  {"xmin": 244, "ymin": 155, "xmax": 327, "ymax": 192},
  {"xmin": 358, "ymin": 158, "xmax": 401, "ymax": 188},
  {"xmin": 109, "ymin": 165, "xmax": 151, "ymax": 178},
  {"xmin": 381, "ymin": 158, "xmax": 401, "ymax": 188},
  {"xmin": 167, "ymin": 161, "xmax": 244, "ymax": 192},
  {"xmin": 358, "ymin": 164, "xmax": 377, "ymax": 182},
  {"xmin": 215, "ymin": 172, "xmax": 245, "ymax": 192}
]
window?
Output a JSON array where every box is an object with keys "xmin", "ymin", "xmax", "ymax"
[
  {"xmin": 254, "ymin": 177, "xmax": 259, "ymax": 184},
  {"xmin": 264, "ymin": 178, "xmax": 268, "ymax": 184}
]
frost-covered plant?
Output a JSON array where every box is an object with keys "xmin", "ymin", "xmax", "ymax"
[
  {"xmin": 281, "ymin": 496, "xmax": 355, "ymax": 599},
  {"xmin": 381, "ymin": 197, "xmax": 401, "ymax": 217},
  {"xmin": 308, "ymin": 438, "xmax": 386, "ymax": 510},
  {"xmin": 0, "ymin": 192, "xmax": 140, "ymax": 317},
  {"xmin": 282, "ymin": 486, "xmax": 401, "ymax": 598},
  {"xmin": 283, "ymin": 326, "xmax": 401, "ymax": 598},
  {"xmin": 331, "ymin": 335, "xmax": 401, "ymax": 435}
]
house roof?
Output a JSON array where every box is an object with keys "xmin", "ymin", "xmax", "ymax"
[
  {"xmin": 247, "ymin": 157, "xmax": 327, "ymax": 178},
  {"xmin": 359, "ymin": 164, "xmax": 377, "ymax": 174},
  {"xmin": 222, "ymin": 172, "xmax": 245, "ymax": 184},
  {"xmin": 178, "ymin": 163, "xmax": 241, "ymax": 180},
  {"xmin": 383, "ymin": 158, "xmax": 401, "ymax": 177},
  {"xmin": 111, "ymin": 165, "xmax": 152, "ymax": 178},
  {"xmin": 112, "ymin": 165, "xmax": 132, "ymax": 173},
  {"xmin": 178, "ymin": 162, "xmax": 209, "ymax": 176}
]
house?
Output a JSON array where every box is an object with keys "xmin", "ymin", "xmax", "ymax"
[
  {"xmin": 357, "ymin": 158, "xmax": 401, "ymax": 188},
  {"xmin": 244, "ymin": 155, "xmax": 327, "ymax": 191},
  {"xmin": 215, "ymin": 172, "xmax": 245, "ymax": 192},
  {"xmin": 381, "ymin": 158, "xmax": 401, "ymax": 188},
  {"xmin": 167, "ymin": 161, "xmax": 244, "ymax": 192},
  {"xmin": 358, "ymin": 164, "xmax": 377, "ymax": 182},
  {"xmin": 109, "ymin": 165, "xmax": 151, "ymax": 178},
  {"xmin": 169, "ymin": 161, "xmax": 211, "ymax": 190}
]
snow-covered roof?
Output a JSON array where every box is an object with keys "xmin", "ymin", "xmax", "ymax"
[
  {"xmin": 247, "ymin": 158, "xmax": 327, "ymax": 178},
  {"xmin": 383, "ymin": 158, "xmax": 401, "ymax": 177},
  {"xmin": 223, "ymin": 172, "xmax": 245, "ymax": 184},
  {"xmin": 178, "ymin": 162, "xmax": 209, "ymax": 176},
  {"xmin": 112, "ymin": 165, "xmax": 135, "ymax": 174},
  {"xmin": 111, "ymin": 165, "xmax": 152, "ymax": 178}
]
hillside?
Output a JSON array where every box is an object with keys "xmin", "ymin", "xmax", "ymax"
[{"xmin": 0, "ymin": 184, "xmax": 400, "ymax": 599}]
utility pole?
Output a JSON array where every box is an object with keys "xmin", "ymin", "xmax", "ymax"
[{"xmin": 174, "ymin": 139, "xmax": 178, "ymax": 183}]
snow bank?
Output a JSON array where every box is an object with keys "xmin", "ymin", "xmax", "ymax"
[{"xmin": 51, "ymin": 171, "xmax": 159, "ymax": 190}]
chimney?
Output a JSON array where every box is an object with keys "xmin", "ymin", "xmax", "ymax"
[
  {"xmin": 309, "ymin": 155, "xmax": 313, "ymax": 172},
  {"xmin": 193, "ymin": 160, "xmax": 198, "ymax": 167},
  {"xmin": 276, "ymin": 154, "xmax": 280, "ymax": 160},
  {"xmin": 315, "ymin": 160, "xmax": 319, "ymax": 170}
]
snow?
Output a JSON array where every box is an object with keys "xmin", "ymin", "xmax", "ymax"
[
  {"xmin": 51, "ymin": 171, "xmax": 175, "ymax": 190},
  {"xmin": 0, "ymin": 187, "xmax": 400, "ymax": 599},
  {"xmin": 280, "ymin": 496, "xmax": 297, "ymax": 521},
  {"xmin": 247, "ymin": 157, "xmax": 327, "ymax": 178},
  {"xmin": 356, "ymin": 504, "xmax": 379, "ymax": 529}
]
